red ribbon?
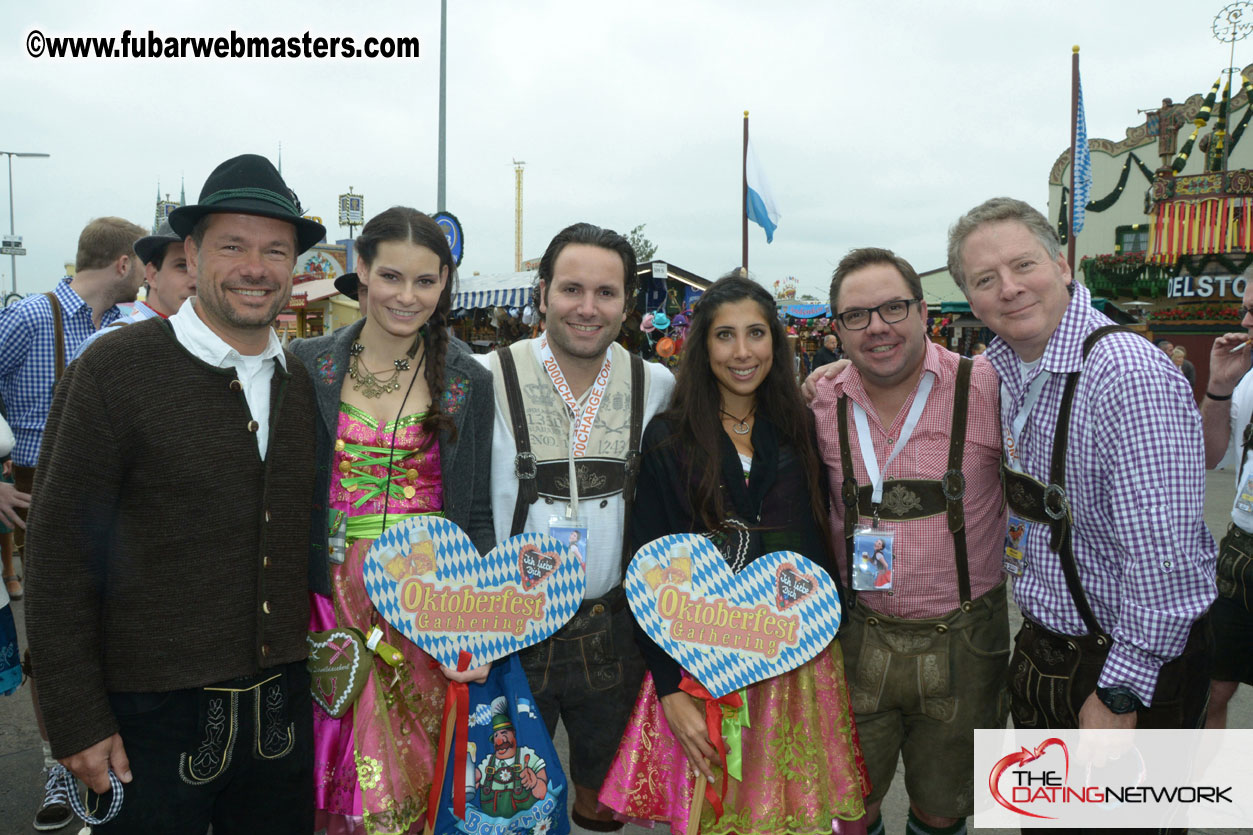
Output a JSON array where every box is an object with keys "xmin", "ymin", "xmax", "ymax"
[
  {"xmin": 426, "ymin": 650, "xmax": 473, "ymax": 830},
  {"xmin": 677, "ymin": 677, "xmax": 742, "ymax": 820}
]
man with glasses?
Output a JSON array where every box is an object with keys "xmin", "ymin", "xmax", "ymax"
[{"xmin": 810, "ymin": 247, "xmax": 1008, "ymax": 835}]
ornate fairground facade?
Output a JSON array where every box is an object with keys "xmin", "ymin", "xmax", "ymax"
[{"xmin": 1050, "ymin": 18, "xmax": 1253, "ymax": 398}]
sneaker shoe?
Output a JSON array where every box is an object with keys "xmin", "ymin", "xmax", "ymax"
[{"xmin": 33, "ymin": 767, "xmax": 73, "ymax": 831}]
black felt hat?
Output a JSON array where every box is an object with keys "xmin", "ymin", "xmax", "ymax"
[
  {"xmin": 334, "ymin": 272, "xmax": 360, "ymax": 301},
  {"xmin": 133, "ymin": 220, "xmax": 183, "ymax": 265},
  {"xmin": 169, "ymin": 154, "xmax": 326, "ymax": 253}
]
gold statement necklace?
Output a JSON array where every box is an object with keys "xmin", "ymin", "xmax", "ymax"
[{"xmin": 348, "ymin": 340, "xmax": 418, "ymax": 399}]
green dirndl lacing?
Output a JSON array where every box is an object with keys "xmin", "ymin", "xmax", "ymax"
[{"xmin": 342, "ymin": 510, "xmax": 444, "ymax": 544}]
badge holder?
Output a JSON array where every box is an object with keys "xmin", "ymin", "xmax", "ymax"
[
  {"xmin": 1237, "ymin": 477, "xmax": 1253, "ymax": 515},
  {"xmin": 851, "ymin": 523, "xmax": 893, "ymax": 591},
  {"xmin": 549, "ymin": 516, "xmax": 588, "ymax": 569},
  {"xmin": 1002, "ymin": 514, "xmax": 1030, "ymax": 576}
]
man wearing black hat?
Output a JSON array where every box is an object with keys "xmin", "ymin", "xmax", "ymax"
[
  {"xmin": 25, "ymin": 154, "xmax": 325, "ymax": 834},
  {"xmin": 72, "ymin": 219, "xmax": 196, "ymax": 359}
]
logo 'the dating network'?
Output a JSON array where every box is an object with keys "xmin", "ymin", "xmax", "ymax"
[{"xmin": 979, "ymin": 731, "xmax": 1243, "ymax": 828}]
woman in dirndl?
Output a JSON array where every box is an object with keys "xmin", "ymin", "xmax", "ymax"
[
  {"xmin": 599, "ymin": 272, "xmax": 870, "ymax": 835},
  {"xmin": 291, "ymin": 206, "xmax": 494, "ymax": 835}
]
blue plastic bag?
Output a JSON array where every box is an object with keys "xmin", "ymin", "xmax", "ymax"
[
  {"xmin": 432, "ymin": 653, "xmax": 569, "ymax": 835},
  {"xmin": 0, "ymin": 603, "xmax": 20, "ymax": 695}
]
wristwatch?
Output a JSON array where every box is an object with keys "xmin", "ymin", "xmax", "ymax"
[{"xmin": 1095, "ymin": 685, "xmax": 1144, "ymax": 715}]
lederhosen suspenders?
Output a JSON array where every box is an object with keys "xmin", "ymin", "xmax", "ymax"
[
  {"xmin": 43, "ymin": 291, "xmax": 67, "ymax": 383},
  {"xmin": 837, "ymin": 357, "xmax": 975, "ymax": 609},
  {"xmin": 495, "ymin": 346, "xmax": 646, "ymax": 563},
  {"xmin": 1001, "ymin": 325, "xmax": 1129, "ymax": 643}
]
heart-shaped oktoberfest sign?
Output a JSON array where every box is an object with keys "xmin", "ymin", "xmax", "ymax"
[
  {"xmin": 364, "ymin": 517, "xmax": 585, "ymax": 668},
  {"xmin": 626, "ymin": 533, "xmax": 841, "ymax": 697}
]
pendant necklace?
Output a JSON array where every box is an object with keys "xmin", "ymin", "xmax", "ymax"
[
  {"xmin": 719, "ymin": 406, "xmax": 755, "ymax": 436},
  {"xmin": 349, "ymin": 340, "xmax": 415, "ymax": 399}
]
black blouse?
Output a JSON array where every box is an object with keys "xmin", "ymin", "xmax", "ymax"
[{"xmin": 627, "ymin": 414, "xmax": 840, "ymax": 696}]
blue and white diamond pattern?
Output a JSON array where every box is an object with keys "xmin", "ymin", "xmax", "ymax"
[
  {"xmin": 364, "ymin": 518, "xmax": 586, "ymax": 668},
  {"xmin": 625, "ymin": 533, "xmax": 841, "ymax": 698}
]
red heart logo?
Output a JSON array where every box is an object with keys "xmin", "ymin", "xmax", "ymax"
[
  {"xmin": 774, "ymin": 563, "xmax": 817, "ymax": 610},
  {"xmin": 518, "ymin": 546, "xmax": 562, "ymax": 592}
]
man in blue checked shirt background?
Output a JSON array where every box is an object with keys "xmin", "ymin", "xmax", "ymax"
[
  {"xmin": 0, "ymin": 213, "xmax": 147, "ymax": 832},
  {"xmin": 947, "ymin": 197, "xmax": 1215, "ymax": 732}
]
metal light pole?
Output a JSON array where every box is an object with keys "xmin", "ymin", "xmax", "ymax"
[
  {"xmin": 1, "ymin": 150, "xmax": 50, "ymax": 295},
  {"xmin": 437, "ymin": 0, "xmax": 448, "ymax": 211}
]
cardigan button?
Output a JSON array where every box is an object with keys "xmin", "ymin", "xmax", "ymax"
[
  {"xmin": 230, "ymin": 380, "xmax": 243, "ymax": 392},
  {"xmin": 263, "ymin": 556, "xmax": 271, "ymax": 569},
  {"xmin": 265, "ymin": 509, "xmax": 272, "ymax": 522},
  {"xmin": 248, "ymin": 420, "xmax": 260, "ymax": 432},
  {"xmin": 260, "ymin": 644, "xmax": 270, "ymax": 658},
  {"xmin": 262, "ymin": 601, "xmax": 272, "ymax": 614}
]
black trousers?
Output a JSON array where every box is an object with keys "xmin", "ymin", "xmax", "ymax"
[
  {"xmin": 92, "ymin": 661, "xmax": 314, "ymax": 835},
  {"xmin": 1010, "ymin": 618, "xmax": 1209, "ymax": 835},
  {"xmin": 1008, "ymin": 617, "xmax": 1209, "ymax": 731}
]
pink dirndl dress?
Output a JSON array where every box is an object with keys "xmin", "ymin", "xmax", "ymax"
[
  {"xmin": 599, "ymin": 640, "xmax": 870, "ymax": 835},
  {"xmin": 311, "ymin": 405, "xmax": 447, "ymax": 835}
]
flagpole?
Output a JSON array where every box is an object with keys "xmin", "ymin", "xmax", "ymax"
[
  {"xmin": 1068, "ymin": 45, "xmax": 1079, "ymax": 268},
  {"xmin": 743, "ymin": 111, "xmax": 749, "ymax": 273}
]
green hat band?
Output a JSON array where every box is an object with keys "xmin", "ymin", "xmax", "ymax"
[{"xmin": 201, "ymin": 186, "xmax": 299, "ymax": 216}]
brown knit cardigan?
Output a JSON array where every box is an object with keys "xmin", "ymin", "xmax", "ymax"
[{"xmin": 24, "ymin": 317, "xmax": 317, "ymax": 758}]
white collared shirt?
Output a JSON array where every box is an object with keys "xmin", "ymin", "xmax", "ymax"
[{"xmin": 169, "ymin": 298, "xmax": 287, "ymax": 459}]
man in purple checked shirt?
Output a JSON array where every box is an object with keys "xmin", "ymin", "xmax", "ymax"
[{"xmin": 947, "ymin": 197, "xmax": 1214, "ymax": 732}]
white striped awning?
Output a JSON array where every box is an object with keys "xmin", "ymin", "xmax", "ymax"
[{"xmin": 453, "ymin": 271, "xmax": 536, "ymax": 311}]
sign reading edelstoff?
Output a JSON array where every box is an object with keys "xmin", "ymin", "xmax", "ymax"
[{"xmin": 1166, "ymin": 274, "xmax": 1246, "ymax": 300}]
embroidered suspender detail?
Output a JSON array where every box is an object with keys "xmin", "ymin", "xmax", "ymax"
[
  {"xmin": 497, "ymin": 345, "xmax": 645, "ymax": 564},
  {"xmin": 838, "ymin": 357, "xmax": 974, "ymax": 607},
  {"xmin": 1001, "ymin": 324, "xmax": 1130, "ymax": 640}
]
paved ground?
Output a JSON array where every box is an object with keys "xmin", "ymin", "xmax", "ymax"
[{"xmin": 1, "ymin": 469, "xmax": 1249, "ymax": 833}]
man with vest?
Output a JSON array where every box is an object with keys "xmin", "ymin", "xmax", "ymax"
[
  {"xmin": 475, "ymin": 709, "xmax": 548, "ymax": 818},
  {"xmin": 476, "ymin": 222, "xmax": 674, "ymax": 832},
  {"xmin": 811, "ymin": 247, "xmax": 1008, "ymax": 835},
  {"xmin": 0, "ymin": 214, "xmax": 146, "ymax": 832},
  {"xmin": 1200, "ymin": 281, "xmax": 1253, "ymax": 728},
  {"xmin": 25, "ymin": 154, "xmax": 322, "ymax": 833},
  {"xmin": 73, "ymin": 219, "xmax": 196, "ymax": 358},
  {"xmin": 948, "ymin": 197, "xmax": 1214, "ymax": 734}
]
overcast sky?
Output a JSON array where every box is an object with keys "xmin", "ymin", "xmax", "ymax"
[{"xmin": 1, "ymin": 0, "xmax": 1244, "ymax": 300}]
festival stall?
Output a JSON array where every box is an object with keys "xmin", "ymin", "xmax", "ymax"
[
  {"xmin": 450, "ymin": 271, "xmax": 537, "ymax": 351},
  {"xmin": 276, "ymin": 242, "xmax": 359, "ymax": 340},
  {"xmin": 631, "ymin": 261, "xmax": 711, "ymax": 361}
]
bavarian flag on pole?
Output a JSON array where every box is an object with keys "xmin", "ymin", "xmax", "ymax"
[
  {"xmin": 746, "ymin": 139, "xmax": 780, "ymax": 243},
  {"xmin": 1073, "ymin": 73, "xmax": 1092, "ymax": 236}
]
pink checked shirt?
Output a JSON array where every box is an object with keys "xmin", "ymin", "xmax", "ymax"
[{"xmin": 812, "ymin": 341, "xmax": 1006, "ymax": 618}]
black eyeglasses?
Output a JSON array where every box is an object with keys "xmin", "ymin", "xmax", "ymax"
[
  {"xmin": 835, "ymin": 298, "xmax": 923, "ymax": 331},
  {"xmin": 1241, "ymin": 305, "xmax": 1253, "ymax": 319}
]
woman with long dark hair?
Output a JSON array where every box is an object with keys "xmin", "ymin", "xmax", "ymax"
[
  {"xmin": 599, "ymin": 273, "xmax": 868, "ymax": 834},
  {"xmin": 292, "ymin": 207, "xmax": 494, "ymax": 835}
]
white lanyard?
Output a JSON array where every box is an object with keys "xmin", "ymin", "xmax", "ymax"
[
  {"xmin": 1001, "ymin": 370, "xmax": 1051, "ymax": 473},
  {"xmin": 851, "ymin": 372, "xmax": 935, "ymax": 505},
  {"xmin": 538, "ymin": 334, "xmax": 612, "ymax": 518}
]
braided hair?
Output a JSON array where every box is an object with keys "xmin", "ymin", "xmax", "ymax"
[{"xmin": 354, "ymin": 206, "xmax": 458, "ymax": 446}]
